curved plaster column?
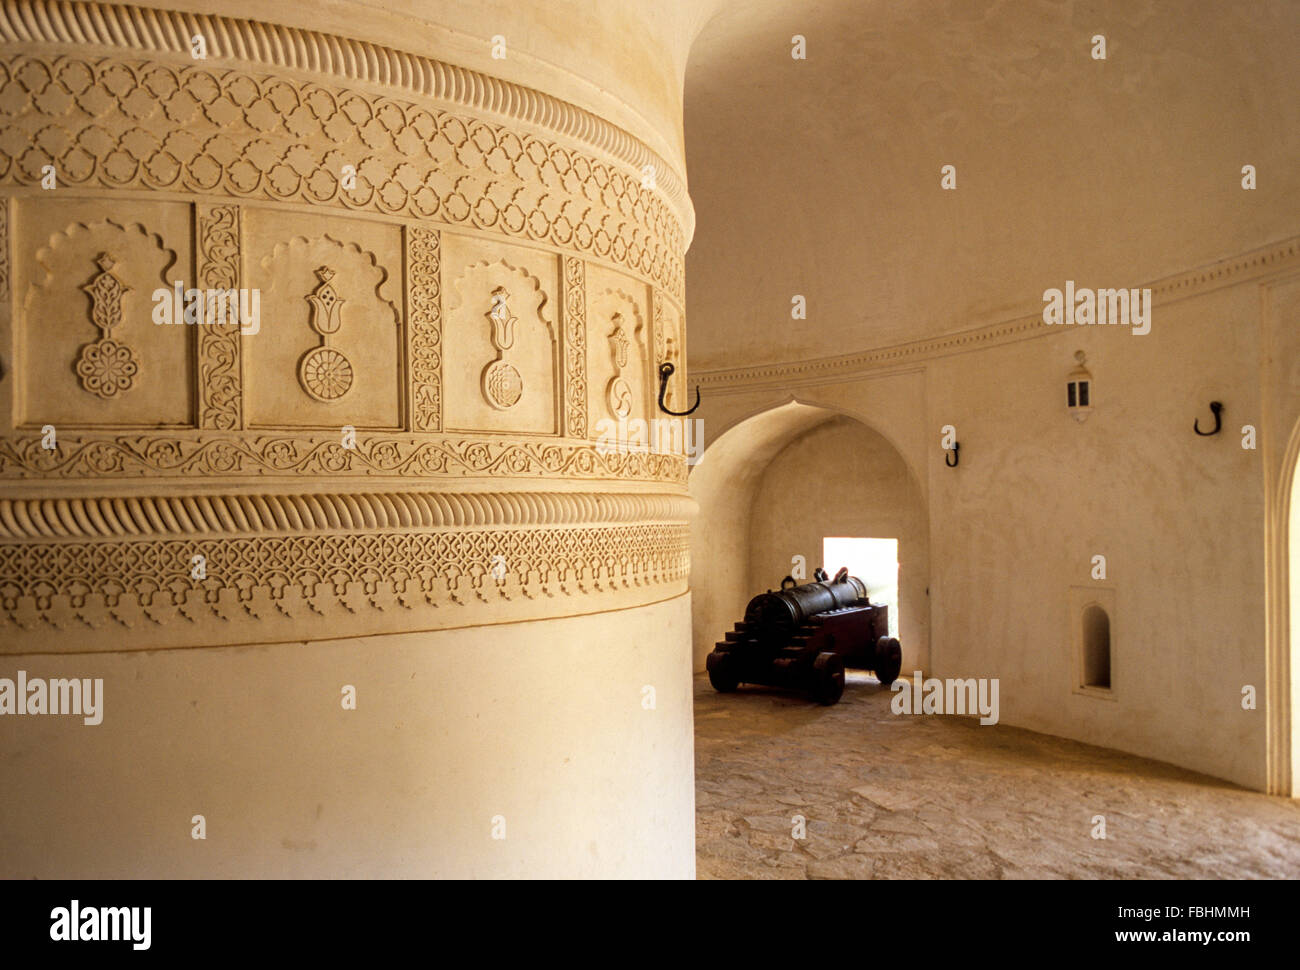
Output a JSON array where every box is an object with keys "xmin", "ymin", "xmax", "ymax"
[{"xmin": 0, "ymin": 0, "xmax": 697, "ymax": 877}]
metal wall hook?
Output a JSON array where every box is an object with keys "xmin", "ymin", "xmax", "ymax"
[
  {"xmin": 657, "ymin": 362, "xmax": 701, "ymax": 416},
  {"xmin": 1194, "ymin": 401, "xmax": 1223, "ymax": 436},
  {"xmin": 944, "ymin": 441, "xmax": 960, "ymax": 467}
]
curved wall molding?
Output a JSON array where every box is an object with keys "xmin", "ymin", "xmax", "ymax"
[
  {"xmin": 0, "ymin": 9, "xmax": 694, "ymax": 654},
  {"xmin": 0, "ymin": 488, "xmax": 696, "ymax": 538},
  {"xmin": 0, "ymin": 520, "xmax": 691, "ymax": 653},
  {"xmin": 0, "ymin": 52, "xmax": 684, "ymax": 297},
  {"xmin": 0, "ymin": 0, "xmax": 694, "ymax": 245},
  {"xmin": 0, "ymin": 431, "xmax": 689, "ymax": 483},
  {"xmin": 694, "ymin": 235, "xmax": 1300, "ymax": 392}
]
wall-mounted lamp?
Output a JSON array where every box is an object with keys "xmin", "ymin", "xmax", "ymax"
[{"xmin": 1067, "ymin": 350, "xmax": 1093, "ymax": 422}]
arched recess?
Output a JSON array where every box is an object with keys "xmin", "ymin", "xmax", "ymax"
[
  {"xmin": 689, "ymin": 399, "xmax": 930, "ymax": 675},
  {"xmin": 1275, "ymin": 416, "xmax": 1300, "ymax": 798},
  {"xmin": 1262, "ymin": 407, "xmax": 1300, "ymax": 798},
  {"xmin": 1289, "ymin": 438, "xmax": 1300, "ymax": 797},
  {"xmin": 1263, "ymin": 273, "xmax": 1300, "ymax": 798}
]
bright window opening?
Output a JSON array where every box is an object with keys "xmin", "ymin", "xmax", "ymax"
[{"xmin": 822, "ymin": 536, "xmax": 898, "ymax": 639}]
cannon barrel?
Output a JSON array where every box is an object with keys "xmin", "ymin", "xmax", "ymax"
[
  {"xmin": 709, "ymin": 569, "xmax": 901, "ymax": 703},
  {"xmin": 743, "ymin": 574, "xmax": 868, "ymax": 648}
]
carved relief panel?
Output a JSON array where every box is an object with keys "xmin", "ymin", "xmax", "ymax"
[
  {"xmin": 0, "ymin": 6, "xmax": 692, "ymax": 651},
  {"xmin": 243, "ymin": 208, "xmax": 402, "ymax": 429},
  {"xmin": 0, "ymin": 52, "xmax": 683, "ymax": 301},
  {"xmin": 442, "ymin": 234, "xmax": 559, "ymax": 435},
  {"xmin": 654, "ymin": 291, "xmax": 686, "ymax": 413},
  {"xmin": 195, "ymin": 203, "xmax": 243, "ymax": 430},
  {"xmin": 14, "ymin": 198, "xmax": 193, "ymax": 428},
  {"xmin": 586, "ymin": 264, "xmax": 652, "ymax": 428}
]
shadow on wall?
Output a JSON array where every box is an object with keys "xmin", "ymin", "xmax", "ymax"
[{"xmin": 689, "ymin": 400, "xmax": 930, "ymax": 676}]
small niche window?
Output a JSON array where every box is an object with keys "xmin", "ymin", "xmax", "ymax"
[{"xmin": 1081, "ymin": 604, "xmax": 1111, "ymax": 689}]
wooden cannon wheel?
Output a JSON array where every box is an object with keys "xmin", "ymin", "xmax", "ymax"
[
  {"xmin": 706, "ymin": 650, "xmax": 741, "ymax": 693},
  {"xmin": 811, "ymin": 651, "xmax": 845, "ymax": 705},
  {"xmin": 875, "ymin": 637, "xmax": 903, "ymax": 687}
]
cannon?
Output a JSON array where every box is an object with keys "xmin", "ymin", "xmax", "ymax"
[{"xmin": 707, "ymin": 567, "xmax": 903, "ymax": 705}]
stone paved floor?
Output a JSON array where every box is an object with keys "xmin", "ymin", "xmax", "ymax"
[{"xmin": 694, "ymin": 672, "xmax": 1300, "ymax": 879}]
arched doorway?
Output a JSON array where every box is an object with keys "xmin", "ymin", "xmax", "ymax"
[
  {"xmin": 1290, "ymin": 433, "xmax": 1300, "ymax": 796},
  {"xmin": 1268, "ymin": 413, "xmax": 1300, "ymax": 798},
  {"xmin": 689, "ymin": 400, "xmax": 930, "ymax": 678}
]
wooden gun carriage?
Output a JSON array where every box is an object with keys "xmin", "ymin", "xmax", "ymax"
[{"xmin": 706, "ymin": 567, "xmax": 903, "ymax": 705}]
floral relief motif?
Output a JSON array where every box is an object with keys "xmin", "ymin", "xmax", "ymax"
[
  {"xmin": 197, "ymin": 204, "xmax": 242, "ymax": 429},
  {"xmin": 0, "ymin": 431, "xmax": 688, "ymax": 482},
  {"xmin": 0, "ymin": 202, "xmax": 8, "ymax": 301},
  {"xmin": 481, "ymin": 286, "xmax": 523, "ymax": 410},
  {"xmin": 562, "ymin": 257, "xmax": 588, "ymax": 439},
  {"xmin": 407, "ymin": 226, "xmax": 442, "ymax": 431},
  {"xmin": 298, "ymin": 266, "xmax": 353, "ymax": 402},
  {"xmin": 74, "ymin": 338, "xmax": 138, "ymax": 398},
  {"xmin": 75, "ymin": 252, "xmax": 137, "ymax": 398},
  {"xmin": 605, "ymin": 314, "xmax": 634, "ymax": 419}
]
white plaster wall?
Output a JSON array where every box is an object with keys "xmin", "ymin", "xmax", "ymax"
[
  {"xmin": 689, "ymin": 267, "xmax": 1299, "ymax": 791},
  {"xmin": 678, "ymin": 0, "xmax": 1299, "ymax": 795},
  {"xmin": 0, "ymin": 594, "xmax": 696, "ymax": 878},
  {"xmin": 924, "ymin": 285, "xmax": 1267, "ymax": 790}
]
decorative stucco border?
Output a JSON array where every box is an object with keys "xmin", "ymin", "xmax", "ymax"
[
  {"xmin": 0, "ymin": 487, "xmax": 696, "ymax": 650},
  {"xmin": 0, "ymin": 489, "xmax": 696, "ymax": 538},
  {"xmin": 0, "ymin": 430, "xmax": 688, "ymax": 483},
  {"xmin": 0, "ymin": 0, "xmax": 694, "ymax": 243},
  {"xmin": 0, "ymin": 518, "xmax": 692, "ymax": 653},
  {"xmin": 0, "ymin": 53, "xmax": 683, "ymax": 298}
]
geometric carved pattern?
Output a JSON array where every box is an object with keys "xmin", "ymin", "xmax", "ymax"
[
  {"xmin": 74, "ymin": 252, "xmax": 137, "ymax": 398},
  {"xmin": 0, "ymin": 432, "xmax": 688, "ymax": 482},
  {"xmin": 562, "ymin": 256, "xmax": 588, "ymax": 438},
  {"xmin": 196, "ymin": 203, "xmax": 242, "ymax": 428},
  {"xmin": 406, "ymin": 226, "xmax": 442, "ymax": 431},
  {"xmin": 0, "ymin": 54, "xmax": 684, "ymax": 299},
  {"xmin": 0, "ymin": 0, "xmax": 692, "ymax": 246},
  {"xmin": 0, "ymin": 522, "xmax": 692, "ymax": 648}
]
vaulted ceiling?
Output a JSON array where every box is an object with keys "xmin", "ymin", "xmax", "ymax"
[{"xmin": 683, "ymin": 0, "xmax": 1300, "ymax": 369}]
